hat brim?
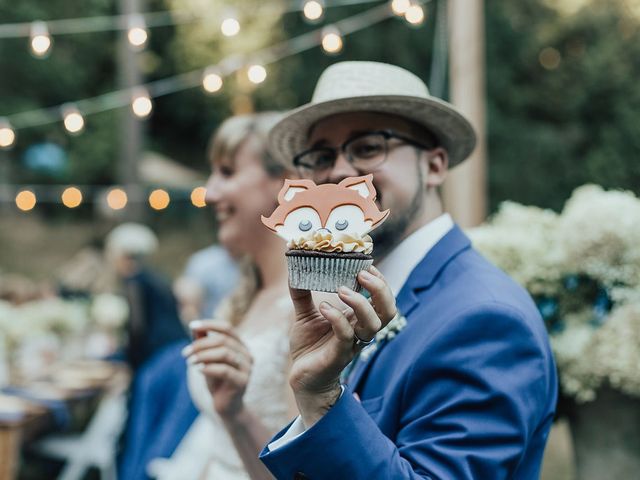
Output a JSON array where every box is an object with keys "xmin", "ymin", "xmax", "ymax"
[{"xmin": 269, "ymin": 95, "xmax": 477, "ymax": 169}]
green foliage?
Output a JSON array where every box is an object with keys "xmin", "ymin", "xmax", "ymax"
[{"xmin": 486, "ymin": 0, "xmax": 640, "ymax": 210}]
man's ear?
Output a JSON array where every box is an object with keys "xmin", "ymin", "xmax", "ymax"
[{"xmin": 424, "ymin": 147, "xmax": 448, "ymax": 188}]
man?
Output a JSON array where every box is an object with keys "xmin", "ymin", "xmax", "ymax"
[{"xmin": 260, "ymin": 62, "xmax": 557, "ymax": 479}]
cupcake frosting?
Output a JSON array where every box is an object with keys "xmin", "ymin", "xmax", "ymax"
[{"xmin": 287, "ymin": 231, "xmax": 373, "ymax": 254}]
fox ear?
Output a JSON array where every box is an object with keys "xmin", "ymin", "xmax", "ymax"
[
  {"xmin": 339, "ymin": 174, "xmax": 376, "ymax": 200},
  {"xmin": 277, "ymin": 179, "xmax": 317, "ymax": 204}
]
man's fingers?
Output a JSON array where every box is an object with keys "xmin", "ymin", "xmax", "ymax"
[
  {"xmin": 357, "ymin": 268, "xmax": 397, "ymax": 328},
  {"xmin": 289, "ymin": 286, "xmax": 317, "ymax": 317},
  {"xmin": 318, "ymin": 301, "xmax": 354, "ymax": 343},
  {"xmin": 337, "ymin": 286, "xmax": 381, "ymax": 342}
]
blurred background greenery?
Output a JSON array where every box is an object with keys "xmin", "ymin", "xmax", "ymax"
[{"xmin": 2, "ymin": 0, "xmax": 638, "ymax": 211}]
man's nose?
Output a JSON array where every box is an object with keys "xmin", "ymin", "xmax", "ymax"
[{"xmin": 327, "ymin": 151, "xmax": 359, "ymax": 183}]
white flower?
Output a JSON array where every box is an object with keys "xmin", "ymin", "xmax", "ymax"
[
  {"xmin": 90, "ymin": 293, "xmax": 129, "ymax": 329},
  {"xmin": 360, "ymin": 314, "xmax": 407, "ymax": 360}
]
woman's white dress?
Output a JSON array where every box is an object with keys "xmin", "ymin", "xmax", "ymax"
[{"xmin": 148, "ymin": 303, "xmax": 292, "ymax": 480}]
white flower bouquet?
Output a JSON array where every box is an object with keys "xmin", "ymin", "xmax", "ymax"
[{"xmin": 470, "ymin": 185, "xmax": 640, "ymax": 403}]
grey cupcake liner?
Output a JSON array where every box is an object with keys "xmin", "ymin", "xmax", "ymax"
[{"xmin": 287, "ymin": 254, "xmax": 374, "ymax": 293}]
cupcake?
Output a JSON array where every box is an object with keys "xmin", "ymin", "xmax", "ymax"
[{"xmin": 261, "ymin": 174, "xmax": 389, "ymax": 292}]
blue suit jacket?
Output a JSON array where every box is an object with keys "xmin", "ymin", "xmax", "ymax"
[{"xmin": 260, "ymin": 226, "xmax": 557, "ymax": 479}]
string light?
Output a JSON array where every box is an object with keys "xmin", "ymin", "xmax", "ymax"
[
  {"xmin": 220, "ymin": 16, "xmax": 240, "ymax": 37},
  {"xmin": 405, "ymin": 3, "xmax": 425, "ymax": 25},
  {"xmin": 303, "ymin": 1, "xmax": 324, "ymax": 21},
  {"xmin": 6, "ymin": 2, "xmax": 396, "ymax": 133},
  {"xmin": 62, "ymin": 105, "xmax": 85, "ymax": 134},
  {"xmin": 202, "ymin": 67, "xmax": 223, "ymax": 93},
  {"xmin": 539, "ymin": 47, "xmax": 561, "ymax": 70},
  {"xmin": 127, "ymin": 14, "xmax": 148, "ymax": 49},
  {"xmin": 321, "ymin": 26, "xmax": 343, "ymax": 54},
  {"xmin": 30, "ymin": 21, "xmax": 52, "ymax": 57},
  {"xmin": 247, "ymin": 64, "xmax": 267, "ymax": 84},
  {"xmin": 148, "ymin": 189, "xmax": 170, "ymax": 210},
  {"xmin": 16, "ymin": 190, "xmax": 36, "ymax": 211},
  {"xmin": 61, "ymin": 187, "xmax": 83, "ymax": 208},
  {"xmin": 0, "ymin": 118, "xmax": 16, "ymax": 148},
  {"xmin": 131, "ymin": 88, "xmax": 152, "ymax": 118},
  {"xmin": 191, "ymin": 186, "xmax": 207, "ymax": 208},
  {"xmin": 106, "ymin": 188, "xmax": 128, "ymax": 210},
  {"xmin": 391, "ymin": 0, "xmax": 411, "ymax": 15}
]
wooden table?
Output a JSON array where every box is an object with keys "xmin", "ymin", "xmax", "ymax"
[{"xmin": 0, "ymin": 361, "xmax": 129, "ymax": 480}]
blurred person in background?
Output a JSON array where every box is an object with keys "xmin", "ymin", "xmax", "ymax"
[
  {"xmin": 175, "ymin": 244, "xmax": 239, "ymax": 321},
  {"xmin": 104, "ymin": 222, "xmax": 188, "ymax": 370},
  {"xmin": 147, "ymin": 112, "xmax": 298, "ymax": 480}
]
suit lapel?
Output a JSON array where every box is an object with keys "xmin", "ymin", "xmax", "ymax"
[{"xmin": 348, "ymin": 226, "xmax": 472, "ymax": 391}]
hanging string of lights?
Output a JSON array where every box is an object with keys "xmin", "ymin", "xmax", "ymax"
[
  {"xmin": 0, "ymin": 0, "xmax": 430, "ymax": 212},
  {"xmin": 0, "ymin": 0, "xmax": 389, "ymax": 39},
  {"xmin": 1, "ymin": 1, "xmax": 427, "ymax": 143}
]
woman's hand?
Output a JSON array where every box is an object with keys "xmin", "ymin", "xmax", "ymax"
[
  {"xmin": 182, "ymin": 320, "xmax": 253, "ymax": 419},
  {"xmin": 287, "ymin": 266, "xmax": 397, "ymax": 428}
]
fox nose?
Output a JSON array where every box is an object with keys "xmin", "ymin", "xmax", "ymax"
[{"xmin": 316, "ymin": 227, "xmax": 331, "ymax": 235}]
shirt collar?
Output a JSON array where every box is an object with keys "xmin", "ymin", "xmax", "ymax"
[{"xmin": 376, "ymin": 213, "xmax": 454, "ymax": 297}]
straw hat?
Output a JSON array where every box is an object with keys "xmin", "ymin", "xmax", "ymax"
[{"xmin": 269, "ymin": 61, "xmax": 476, "ymax": 168}]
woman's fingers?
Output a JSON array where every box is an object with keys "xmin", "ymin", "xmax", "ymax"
[
  {"xmin": 357, "ymin": 267, "xmax": 397, "ymax": 329},
  {"xmin": 187, "ymin": 345, "xmax": 252, "ymax": 372},
  {"xmin": 183, "ymin": 331, "xmax": 249, "ymax": 359},
  {"xmin": 199, "ymin": 363, "xmax": 249, "ymax": 386},
  {"xmin": 189, "ymin": 319, "xmax": 243, "ymax": 344}
]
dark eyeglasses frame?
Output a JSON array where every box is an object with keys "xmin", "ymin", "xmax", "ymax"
[{"xmin": 292, "ymin": 129, "xmax": 437, "ymax": 174}]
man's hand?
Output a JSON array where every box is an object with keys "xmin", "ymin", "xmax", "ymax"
[{"xmin": 287, "ymin": 266, "xmax": 397, "ymax": 428}]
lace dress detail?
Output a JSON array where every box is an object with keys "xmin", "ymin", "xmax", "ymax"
[{"xmin": 149, "ymin": 298, "xmax": 292, "ymax": 480}]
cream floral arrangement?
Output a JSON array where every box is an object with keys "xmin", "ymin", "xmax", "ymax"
[
  {"xmin": 0, "ymin": 294, "xmax": 128, "ymax": 358},
  {"xmin": 469, "ymin": 185, "xmax": 640, "ymax": 403}
]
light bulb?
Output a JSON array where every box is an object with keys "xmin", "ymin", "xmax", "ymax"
[
  {"xmin": 131, "ymin": 88, "xmax": 152, "ymax": 118},
  {"xmin": 191, "ymin": 187, "xmax": 207, "ymax": 208},
  {"xmin": 391, "ymin": 0, "xmax": 411, "ymax": 15},
  {"xmin": 321, "ymin": 28, "xmax": 343, "ymax": 54},
  {"xmin": 303, "ymin": 1, "xmax": 324, "ymax": 21},
  {"xmin": 127, "ymin": 14, "xmax": 148, "ymax": 48},
  {"xmin": 247, "ymin": 64, "xmax": 267, "ymax": 84},
  {"xmin": 221, "ymin": 17, "xmax": 240, "ymax": 37},
  {"xmin": 62, "ymin": 187, "xmax": 83, "ymax": 208},
  {"xmin": 107, "ymin": 188, "xmax": 128, "ymax": 210},
  {"xmin": 0, "ymin": 119, "xmax": 16, "ymax": 148},
  {"xmin": 149, "ymin": 189, "xmax": 170, "ymax": 210},
  {"xmin": 62, "ymin": 105, "xmax": 85, "ymax": 134},
  {"xmin": 16, "ymin": 190, "xmax": 37, "ymax": 211},
  {"xmin": 202, "ymin": 68, "xmax": 223, "ymax": 93},
  {"xmin": 30, "ymin": 21, "xmax": 52, "ymax": 57},
  {"xmin": 405, "ymin": 4, "xmax": 425, "ymax": 25}
]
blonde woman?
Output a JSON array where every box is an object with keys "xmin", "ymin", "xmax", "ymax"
[{"xmin": 148, "ymin": 113, "xmax": 296, "ymax": 480}]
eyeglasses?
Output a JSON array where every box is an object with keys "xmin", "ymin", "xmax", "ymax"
[{"xmin": 293, "ymin": 129, "xmax": 436, "ymax": 181}]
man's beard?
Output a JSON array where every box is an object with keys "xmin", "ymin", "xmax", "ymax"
[{"xmin": 371, "ymin": 163, "xmax": 424, "ymax": 260}]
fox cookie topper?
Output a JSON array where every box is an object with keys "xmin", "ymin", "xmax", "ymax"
[{"xmin": 261, "ymin": 174, "xmax": 389, "ymax": 242}]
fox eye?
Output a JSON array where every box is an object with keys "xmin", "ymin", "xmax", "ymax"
[
  {"xmin": 335, "ymin": 219, "xmax": 349, "ymax": 231},
  {"xmin": 298, "ymin": 220, "xmax": 313, "ymax": 232}
]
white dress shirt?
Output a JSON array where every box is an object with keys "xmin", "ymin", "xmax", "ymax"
[{"xmin": 268, "ymin": 214, "xmax": 455, "ymax": 451}]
